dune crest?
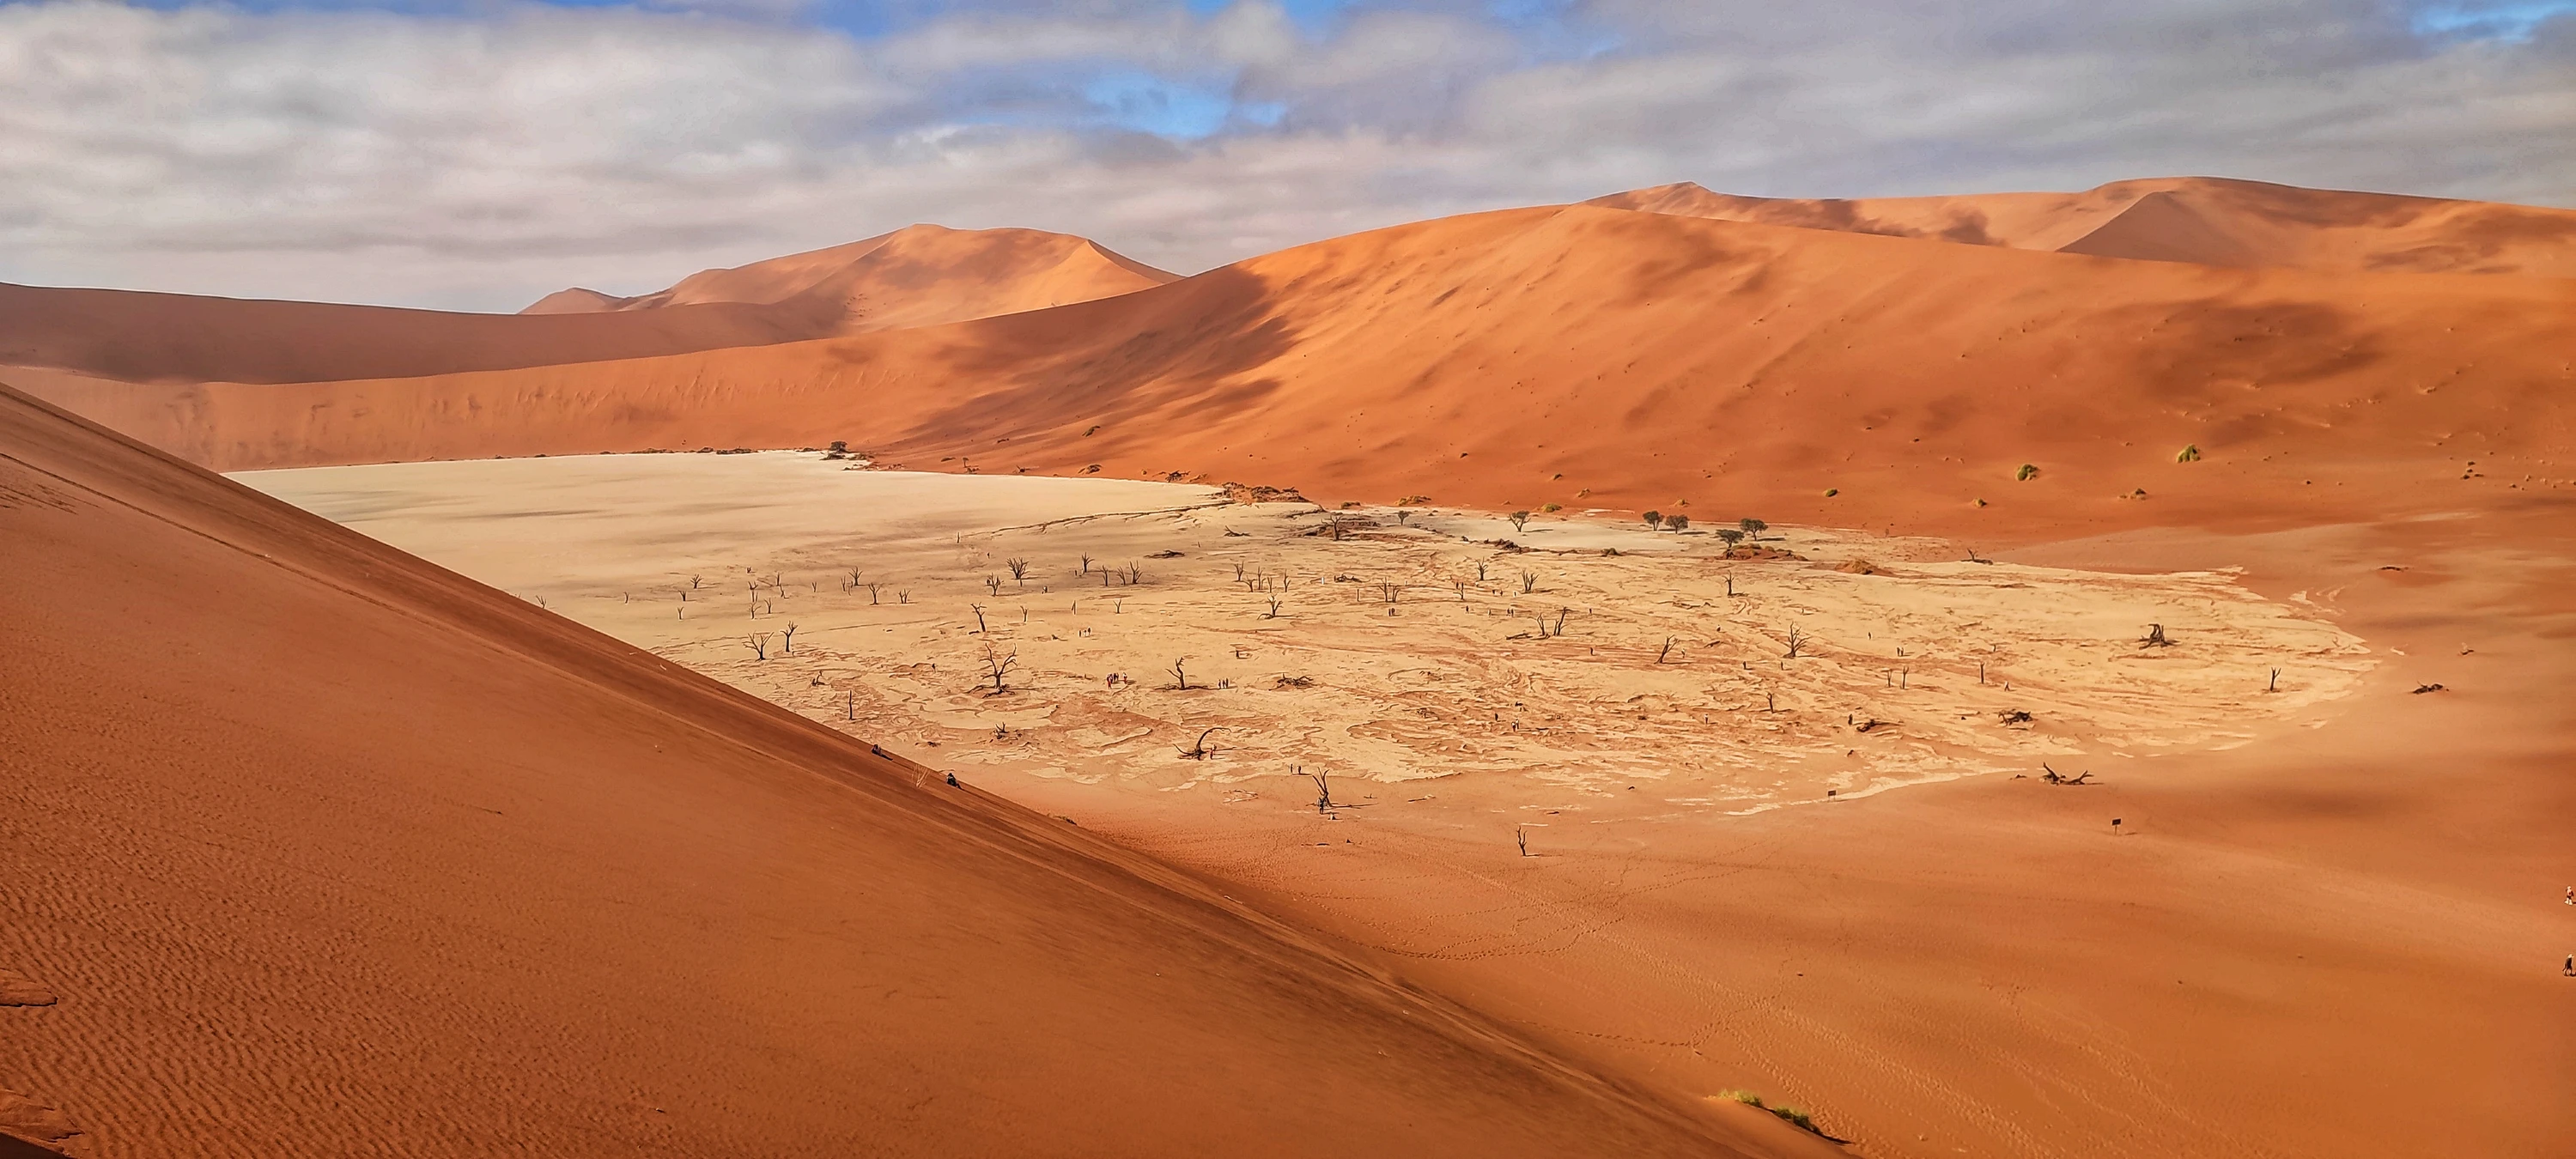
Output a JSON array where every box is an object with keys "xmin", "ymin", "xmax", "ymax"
[
  {"xmin": 519, "ymin": 223, "xmax": 1179, "ymax": 332},
  {"xmin": 1589, "ymin": 176, "xmax": 2576, "ymax": 276}
]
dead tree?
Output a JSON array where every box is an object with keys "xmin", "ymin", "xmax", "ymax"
[
  {"xmin": 2040, "ymin": 763, "xmax": 2094, "ymax": 786},
  {"xmin": 863, "ymin": 580, "xmax": 882, "ymax": 605},
  {"xmin": 985, "ymin": 575, "xmax": 1003, "ymax": 595},
  {"xmin": 690, "ymin": 575, "xmax": 703, "ymax": 590},
  {"xmin": 970, "ymin": 604, "xmax": 988, "ymax": 634},
  {"xmin": 1516, "ymin": 827, "xmax": 1529, "ymax": 857},
  {"xmin": 781, "ymin": 622, "xmax": 799, "ymax": 654},
  {"xmin": 1656, "ymin": 637, "xmax": 1677, "ymax": 664},
  {"xmin": 1079, "ymin": 554, "xmax": 1093, "ymax": 574},
  {"xmin": 846, "ymin": 567, "xmax": 864, "ymax": 593},
  {"xmin": 1785, "ymin": 626, "xmax": 1805, "ymax": 658},
  {"xmin": 1124, "ymin": 562, "xmax": 1144, "ymax": 585},
  {"xmin": 1297, "ymin": 765, "xmax": 1331, "ymax": 812},
  {"xmin": 2142, "ymin": 623, "xmax": 2172, "ymax": 648},
  {"xmin": 1167, "ymin": 658, "xmax": 1192, "ymax": 690},
  {"xmin": 1477, "ymin": 561, "xmax": 1490, "ymax": 584},
  {"xmin": 1008, "ymin": 558, "xmax": 1030, "ymax": 583},
  {"xmin": 981, "ymin": 645, "xmax": 1019, "ymax": 695},
  {"xmin": 1553, "ymin": 608, "xmax": 1571, "ymax": 636},
  {"xmin": 1520, "ymin": 570, "xmax": 1539, "ymax": 594},
  {"xmin": 1377, "ymin": 581, "xmax": 1401, "ymax": 606},
  {"xmin": 1177, "ymin": 727, "xmax": 1221, "ymax": 760},
  {"xmin": 1264, "ymin": 594, "xmax": 1283, "ymax": 618},
  {"xmin": 744, "ymin": 633, "xmax": 772, "ymax": 660}
]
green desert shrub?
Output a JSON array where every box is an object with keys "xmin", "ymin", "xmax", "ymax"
[{"xmin": 1719, "ymin": 1091, "xmax": 1823, "ymax": 1136}]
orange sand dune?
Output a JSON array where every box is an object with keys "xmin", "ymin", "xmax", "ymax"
[
  {"xmin": 3, "ymin": 226, "xmax": 1170, "ymax": 390},
  {"xmin": 0, "ymin": 384, "xmax": 1805, "ymax": 1158},
  {"xmin": 44, "ymin": 202, "xmax": 2573, "ymax": 544},
  {"xmin": 522, "ymin": 222, "xmax": 1177, "ymax": 332},
  {"xmin": 1589, "ymin": 176, "xmax": 2576, "ymax": 276},
  {"xmin": 0, "ymin": 280, "xmax": 840, "ymax": 385}
]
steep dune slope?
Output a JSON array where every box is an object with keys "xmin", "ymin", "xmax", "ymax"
[
  {"xmin": 47, "ymin": 203, "xmax": 2574, "ymax": 543},
  {"xmin": 1592, "ymin": 177, "xmax": 2576, "ymax": 276},
  {"xmin": 521, "ymin": 224, "xmax": 1178, "ymax": 332},
  {"xmin": 0, "ymin": 384, "xmax": 1779, "ymax": 1158}
]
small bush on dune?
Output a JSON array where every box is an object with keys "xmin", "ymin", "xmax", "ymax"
[{"xmin": 1718, "ymin": 1090, "xmax": 1823, "ymax": 1136}]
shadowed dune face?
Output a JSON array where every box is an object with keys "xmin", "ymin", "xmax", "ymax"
[
  {"xmin": 1590, "ymin": 176, "xmax": 2576, "ymax": 276},
  {"xmin": 41, "ymin": 203, "xmax": 2573, "ymax": 545},
  {"xmin": 0, "ymin": 385, "xmax": 1792, "ymax": 1159}
]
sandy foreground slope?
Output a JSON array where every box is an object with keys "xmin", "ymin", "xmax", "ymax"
[
  {"xmin": 32, "ymin": 198, "xmax": 2573, "ymax": 549},
  {"xmin": 1588, "ymin": 176, "xmax": 2576, "ymax": 276},
  {"xmin": 231, "ymin": 452, "xmax": 2576, "ymax": 1159},
  {"xmin": 0, "ymin": 225, "xmax": 1170, "ymax": 389},
  {"xmin": 0, "ymin": 385, "xmax": 1834, "ymax": 1159}
]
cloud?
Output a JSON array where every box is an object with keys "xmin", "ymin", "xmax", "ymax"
[{"xmin": 0, "ymin": 0, "xmax": 2568, "ymax": 311}]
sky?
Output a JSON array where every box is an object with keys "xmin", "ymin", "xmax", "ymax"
[{"xmin": 3, "ymin": 0, "xmax": 2572, "ymax": 310}]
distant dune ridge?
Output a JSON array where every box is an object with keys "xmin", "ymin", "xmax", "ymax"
[
  {"xmin": 24, "ymin": 177, "xmax": 2573, "ymax": 547},
  {"xmin": 0, "ymin": 224, "xmax": 1172, "ymax": 389},
  {"xmin": 0, "ymin": 383, "xmax": 1789, "ymax": 1158},
  {"xmin": 519, "ymin": 222, "xmax": 1178, "ymax": 331},
  {"xmin": 1587, "ymin": 175, "xmax": 2576, "ymax": 277}
]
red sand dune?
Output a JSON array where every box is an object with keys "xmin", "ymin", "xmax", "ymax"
[
  {"xmin": 0, "ymin": 226, "xmax": 1170, "ymax": 389},
  {"xmin": 0, "ymin": 280, "xmax": 834, "ymax": 386},
  {"xmin": 522, "ymin": 222, "xmax": 1175, "ymax": 331},
  {"xmin": 38, "ymin": 199, "xmax": 2573, "ymax": 544},
  {"xmin": 525, "ymin": 223, "xmax": 1177, "ymax": 332},
  {"xmin": 0, "ymin": 383, "xmax": 1820, "ymax": 1158},
  {"xmin": 1589, "ymin": 176, "xmax": 2576, "ymax": 277}
]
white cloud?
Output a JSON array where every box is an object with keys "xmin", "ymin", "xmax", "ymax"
[{"xmin": 0, "ymin": 0, "xmax": 2568, "ymax": 311}]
